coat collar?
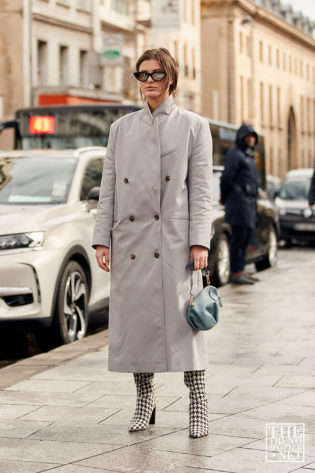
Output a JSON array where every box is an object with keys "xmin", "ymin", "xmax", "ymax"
[{"xmin": 141, "ymin": 95, "xmax": 175, "ymax": 125}]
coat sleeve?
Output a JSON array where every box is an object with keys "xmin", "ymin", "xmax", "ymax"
[
  {"xmin": 188, "ymin": 118, "xmax": 213, "ymax": 250},
  {"xmin": 308, "ymin": 168, "xmax": 315, "ymax": 206},
  {"xmin": 92, "ymin": 122, "xmax": 117, "ymax": 249},
  {"xmin": 220, "ymin": 148, "xmax": 241, "ymax": 203}
]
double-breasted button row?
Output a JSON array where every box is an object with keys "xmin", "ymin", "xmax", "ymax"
[
  {"xmin": 129, "ymin": 215, "xmax": 134, "ymax": 221},
  {"xmin": 130, "ymin": 252, "xmax": 160, "ymax": 260},
  {"xmin": 125, "ymin": 176, "xmax": 170, "ymax": 183}
]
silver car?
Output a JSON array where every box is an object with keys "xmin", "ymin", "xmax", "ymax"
[{"xmin": 0, "ymin": 147, "xmax": 109, "ymax": 343}]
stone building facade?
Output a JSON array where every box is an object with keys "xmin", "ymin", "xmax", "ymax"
[
  {"xmin": 0, "ymin": 0, "xmax": 202, "ymax": 149},
  {"xmin": 201, "ymin": 0, "xmax": 315, "ymax": 175}
]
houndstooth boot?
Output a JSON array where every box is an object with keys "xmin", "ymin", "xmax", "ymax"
[
  {"xmin": 184, "ymin": 370, "xmax": 209, "ymax": 438},
  {"xmin": 129, "ymin": 372, "xmax": 156, "ymax": 432}
]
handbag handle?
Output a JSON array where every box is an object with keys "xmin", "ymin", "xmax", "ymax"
[{"xmin": 185, "ymin": 259, "xmax": 211, "ymax": 297}]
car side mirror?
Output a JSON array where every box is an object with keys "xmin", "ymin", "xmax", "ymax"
[
  {"xmin": 268, "ymin": 189, "xmax": 279, "ymax": 200},
  {"xmin": 87, "ymin": 186, "xmax": 100, "ymax": 201}
]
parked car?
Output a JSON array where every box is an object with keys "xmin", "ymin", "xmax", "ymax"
[
  {"xmin": 274, "ymin": 168, "xmax": 315, "ymax": 246},
  {"xmin": 266, "ymin": 174, "xmax": 283, "ymax": 201},
  {"xmin": 208, "ymin": 167, "xmax": 279, "ymax": 286},
  {"xmin": 0, "ymin": 147, "xmax": 110, "ymax": 343}
]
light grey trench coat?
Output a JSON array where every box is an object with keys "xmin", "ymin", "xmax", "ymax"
[{"xmin": 92, "ymin": 95, "xmax": 213, "ymax": 372}]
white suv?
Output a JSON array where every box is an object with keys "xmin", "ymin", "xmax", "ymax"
[{"xmin": 0, "ymin": 147, "xmax": 109, "ymax": 343}]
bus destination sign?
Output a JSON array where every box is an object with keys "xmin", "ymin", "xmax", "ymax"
[{"xmin": 29, "ymin": 116, "xmax": 55, "ymax": 134}]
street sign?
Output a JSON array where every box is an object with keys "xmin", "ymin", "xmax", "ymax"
[{"xmin": 101, "ymin": 34, "xmax": 123, "ymax": 66}]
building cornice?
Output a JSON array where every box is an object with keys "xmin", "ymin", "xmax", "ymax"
[
  {"xmin": 201, "ymin": 0, "xmax": 315, "ymax": 50},
  {"xmin": 33, "ymin": 13, "xmax": 92, "ymax": 34}
]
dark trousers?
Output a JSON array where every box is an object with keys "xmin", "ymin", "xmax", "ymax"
[{"xmin": 230, "ymin": 225, "xmax": 253, "ymax": 274}]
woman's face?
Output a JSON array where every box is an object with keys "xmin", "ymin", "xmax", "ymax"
[{"xmin": 138, "ymin": 59, "xmax": 170, "ymax": 102}]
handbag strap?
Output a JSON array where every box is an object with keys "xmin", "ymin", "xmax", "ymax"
[{"xmin": 185, "ymin": 259, "xmax": 211, "ymax": 296}]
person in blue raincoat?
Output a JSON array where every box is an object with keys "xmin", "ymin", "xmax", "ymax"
[{"xmin": 220, "ymin": 124, "xmax": 259, "ymax": 285}]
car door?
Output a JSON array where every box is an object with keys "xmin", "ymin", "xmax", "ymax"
[{"xmin": 79, "ymin": 157, "xmax": 110, "ymax": 310}]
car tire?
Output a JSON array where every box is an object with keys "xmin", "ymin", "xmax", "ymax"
[
  {"xmin": 211, "ymin": 233, "xmax": 231, "ymax": 287},
  {"xmin": 53, "ymin": 261, "xmax": 89, "ymax": 344},
  {"xmin": 255, "ymin": 225, "xmax": 278, "ymax": 271}
]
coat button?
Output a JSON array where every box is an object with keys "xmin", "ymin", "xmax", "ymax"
[
  {"xmin": 165, "ymin": 175, "xmax": 171, "ymax": 181},
  {"xmin": 124, "ymin": 178, "xmax": 129, "ymax": 183},
  {"xmin": 154, "ymin": 252, "xmax": 160, "ymax": 258},
  {"xmin": 129, "ymin": 215, "xmax": 135, "ymax": 221},
  {"xmin": 154, "ymin": 214, "xmax": 159, "ymax": 220},
  {"xmin": 130, "ymin": 253, "xmax": 136, "ymax": 260}
]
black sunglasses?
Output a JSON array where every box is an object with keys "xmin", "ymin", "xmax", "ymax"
[{"xmin": 133, "ymin": 71, "xmax": 167, "ymax": 82}]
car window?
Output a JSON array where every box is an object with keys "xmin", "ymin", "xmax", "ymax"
[
  {"xmin": 279, "ymin": 178, "xmax": 310, "ymax": 201},
  {"xmin": 80, "ymin": 159, "xmax": 104, "ymax": 200},
  {"xmin": 0, "ymin": 156, "xmax": 77, "ymax": 204}
]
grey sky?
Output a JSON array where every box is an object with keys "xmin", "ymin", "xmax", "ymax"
[{"xmin": 285, "ymin": 0, "xmax": 315, "ymax": 21}]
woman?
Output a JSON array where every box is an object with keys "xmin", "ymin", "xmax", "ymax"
[{"xmin": 92, "ymin": 48, "xmax": 213, "ymax": 438}]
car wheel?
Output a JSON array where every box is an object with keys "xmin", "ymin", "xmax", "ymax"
[
  {"xmin": 212, "ymin": 233, "xmax": 230, "ymax": 286},
  {"xmin": 255, "ymin": 226, "xmax": 278, "ymax": 271},
  {"xmin": 53, "ymin": 261, "xmax": 89, "ymax": 344}
]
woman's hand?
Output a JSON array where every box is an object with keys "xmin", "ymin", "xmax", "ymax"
[
  {"xmin": 189, "ymin": 245, "xmax": 208, "ymax": 271},
  {"xmin": 95, "ymin": 245, "xmax": 110, "ymax": 272}
]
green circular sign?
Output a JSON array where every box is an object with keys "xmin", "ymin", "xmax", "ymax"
[{"xmin": 102, "ymin": 50, "xmax": 121, "ymax": 60}]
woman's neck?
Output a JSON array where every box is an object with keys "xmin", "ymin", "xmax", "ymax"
[{"xmin": 147, "ymin": 94, "xmax": 170, "ymax": 113}]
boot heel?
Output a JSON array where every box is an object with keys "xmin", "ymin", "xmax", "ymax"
[{"xmin": 149, "ymin": 406, "xmax": 156, "ymax": 425}]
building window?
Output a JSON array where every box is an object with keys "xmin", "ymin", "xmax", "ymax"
[
  {"xmin": 300, "ymin": 60, "xmax": 303, "ymax": 78},
  {"xmin": 269, "ymin": 84, "xmax": 273, "ymax": 125},
  {"xmin": 276, "ymin": 49, "xmax": 280, "ymax": 68},
  {"xmin": 184, "ymin": 0, "xmax": 189, "ymax": 23},
  {"xmin": 191, "ymin": 0, "xmax": 195, "ymax": 25},
  {"xmin": 289, "ymin": 55, "xmax": 292, "ymax": 74},
  {"xmin": 37, "ymin": 40, "xmax": 47, "ymax": 85},
  {"xmin": 307, "ymin": 98, "xmax": 310, "ymax": 133},
  {"xmin": 269, "ymin": 147, "xmax": 274, "ymax": 174},
  {"xmin": 59, "ymin": 45, "xmax": 69, "ymax": 85},
  {"xmin": 240, "ymin": 76, "xmax": 244, "ymax": 120},
  {"xmin": 79, "ymin": 50, "xmax": 88, "ymax": 87},
  {"xmin": 192, "ymin": 47, "xmax": 196, "ymax": 79},
  {"xmin": 277, "ymin": 87, "xmax": 281, "ymax": 125},
  {"xmin": 183, "ymin": 43, "xmax": 188, "ymax": 77},
  {"xmin": 306, "ymin": 64, "xmax": 310, "ymax": 81},
  {"xmin": 260, "ymin": 82, "xmax": 264, "ymax": 125},
  {"xmin": 300, "ymin": 96, "xmax": 304, "ymax": 132},
  {"xmin": 247, "ymin": 78, "xmax": 251, "ymax": 118},
  {"xmin": 268, "ymin": 45, "xmax": 272, "ymax": 65},
  {"xmin": 282, "ymin": 52, "xmax": 286, "ymax": 70},
  {"xmin": 246, "ymin": 36, "xmax": 250, "ymax": 57},
  {"xmin": 111, "ymin": 0, "xmax": 128, "ymax": 15},
  {"xmin": 259, "ymin": 41, "xmax": 263, "ymax": 62},
  {"xmin": 239, "ymin": 32, "xmax": 243, "ymax": 54},
  {"xmin": 294, "ymin": 58, "xmax": 298, "ymax": 75}
]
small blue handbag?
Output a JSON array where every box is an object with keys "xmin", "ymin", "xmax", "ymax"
[{"xmin": 185, "ymin": 260, "xmax": 222, "ymax": 331}]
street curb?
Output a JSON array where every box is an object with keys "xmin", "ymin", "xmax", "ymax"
[{"xmin": 0, "ymin": 330, "xmax": 108, "ymax": 390}]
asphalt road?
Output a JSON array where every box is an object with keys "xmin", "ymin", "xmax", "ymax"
[
  {"xmin": 0, "ymin": 245, "xmax": 313, "ymax": 369},
  {"xmin": 0, "ymin": 308, "xmax": 109, "ymax": 369}
]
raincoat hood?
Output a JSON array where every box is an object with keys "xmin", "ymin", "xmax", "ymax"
[{"xmin": 235, "ymin": 124, "xmax": 258, "ymax": 152}]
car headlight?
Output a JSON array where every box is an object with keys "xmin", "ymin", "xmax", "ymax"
[{"xmin": 0, "ymin": 232, "xmax": 45, "ymax": 251}]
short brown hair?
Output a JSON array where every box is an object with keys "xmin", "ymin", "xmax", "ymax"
[{"xmin": 136, "ymin": 48, "xmax": 178, "ymax": 95}]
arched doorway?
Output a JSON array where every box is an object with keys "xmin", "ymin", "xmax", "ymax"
[{"xmin": 287, "ymin": 107, "xmax": 297, "ymax": 170}]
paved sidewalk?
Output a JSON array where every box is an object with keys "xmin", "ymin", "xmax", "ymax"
[{"xmin": 0, "ymin": 248, "xmax": 315, "ymax": 473}]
